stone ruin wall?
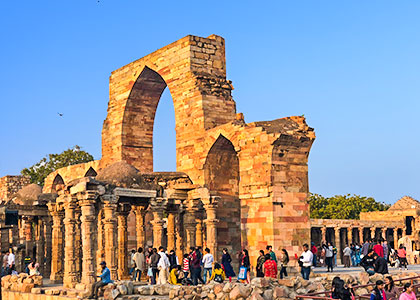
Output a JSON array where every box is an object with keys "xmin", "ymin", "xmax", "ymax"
[{"xmin": 0, "ymin": 175, "xmax": 30, "ymax": 201}]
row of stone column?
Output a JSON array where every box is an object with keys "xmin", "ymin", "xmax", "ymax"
[
  {"xmin": 49, "ymin": 193, "xmax": 220, "ymax": 288},
  {"xmin": 320, "ymin": 226, "xmax": 404, "ymax": 257}
]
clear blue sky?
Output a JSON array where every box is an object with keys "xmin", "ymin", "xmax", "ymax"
[{"xmin": 1, "ymin": 1, "xmax": 419, "ymax": 204}]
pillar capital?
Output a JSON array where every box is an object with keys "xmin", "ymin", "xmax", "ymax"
[{"xmin": 150, "ymin": 197, "xmax": 168, "ymax": 212}]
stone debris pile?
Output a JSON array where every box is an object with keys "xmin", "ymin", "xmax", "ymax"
[{"xmin": 1, "ymin": 273, "xmax": 43, "ymax": 293}]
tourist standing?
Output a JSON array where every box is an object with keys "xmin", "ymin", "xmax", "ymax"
[
  {"xmin": 279, "ymin": 249, "xmax": 289, "ymax": 279},
  {"xmin": 384, "ymin": 276, "xmax": 398, "ymax": 300},
  {"xmin": 263, "ymin": 253, "xmax": 277, "ymax": 279},
  {"xmin": 399, "ymin": 283, "xmax": 416, "ymax": 300},
  {"xmin": 240, "ymin": 249, "xmax": 251, "ymax": 283},
  {"xmin": 383, "ymin": 241, "xmax": 389, "ymax": 261},
  {"xmin": 370, "ymin": 280, "xmax": 386, "ymax": 300},
  {"xmin": 299, "ymin": 244, "xmax": 313, "ymax": 280},
  {"xmin": 157, "ymin": 247, "xmax": 170, "ymax": 285},
  {"xmin": 191, "ymin": 248, "xmax": 204, "ymax": 285},
  {"xmin": 89, "ymin": 261, "xmax": 113, "ymax": 299},
  {"xmin": 7, "ymin": 248, "xmax": 15, "ymax": 269},
  {"xmin": 182, "ymin": 254, "xmax": 190, "ymax": 279},
  {"xmin": 168, "ymin": 249, "xmax": 179, "ymax": 270},
  {"xmin": 266, "ymin": 245, "xmax": 277, "ymax": 263},
  {"xmin": 221, "ymin": 248, "xmax": 235, "ymax": 282},
  {"xmin": 343, "ymin": 245, "xmax": 351, "ymax": 268},
  {"xmin": 132, "ymin": 247, "xmax": 146, "ymax": 282},
  {"xmin": 311, "ymin": 242, "xmax": 318, "ymax": 267},
  {"xmin": 362, "ymin": 240, "xmax": 370, "ymax": 257},
  {"xmin": 397, "ymin": 245, "xmax": 408, "ymax": 270},
  {"xmin": 324, "ymin": 243, "xmax": 334, "ymax": 272},
  {"xmin": 373, "ymin": 240, "xmax": 384, "ymax": 258},
  {"xmin": 129, "ymin": 249, "xmax": 136, "ymax": 278},
  {"xmin": 202, "ymin": 248, "xmax": 214, "ymax": 283},
  {"xmin": 256, "ymin": 250, "xmax": 265, "ymax": 277},
  {"xmin": 150, "ymin": 248, "xmax": 160, "ymax": 285}
]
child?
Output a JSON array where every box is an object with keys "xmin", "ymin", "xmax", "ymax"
[{"xmin": 182, "ymin": 253, "xmax": 190, "ymax": 279}]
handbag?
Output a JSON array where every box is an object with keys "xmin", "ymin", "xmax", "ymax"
[
  {"xmin": 238, "ymin": 266, "xmax": 247, "ymax": 280},
  {"xmin": 147, "ymin": 267, "xmax": 153, "ymax": 277}
]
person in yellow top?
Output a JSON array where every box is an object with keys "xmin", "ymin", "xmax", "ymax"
[
  {"xmin": 169, "ymin": 265, "xmax": 182, "ymax": 285},
  {"xmin": 209, "ymin": 263, "xmax": 225, "ymax": 283}
]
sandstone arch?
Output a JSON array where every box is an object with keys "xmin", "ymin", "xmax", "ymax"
[
  {"xmin": 101, "ymin": 35, "xmax": 236, "ymax": 173},
  {"xmin": 51, "ymin": 174, "xmax": 64, "ymax": 193},
  {"xmin": 84, "ymin": 167, "xmax": 97, "ymax": 177},
  {"xmin": 204, "ymin": 134, "xmax": 240, "ymax": 254}
]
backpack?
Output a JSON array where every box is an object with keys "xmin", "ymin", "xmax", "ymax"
[{"xmin": 214, "ymin": 273, "xmax": 223, "ymax": 283}]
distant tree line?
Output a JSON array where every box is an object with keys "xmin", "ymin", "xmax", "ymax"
[
  {"xmin": 309, "ymin": 193, "xmax": 390, "ymax": 219},
  {"xmin": 21, "ymin": 145, "xmax": 93, "ymax": 186}
]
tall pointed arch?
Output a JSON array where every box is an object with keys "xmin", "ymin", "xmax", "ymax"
[
  {"xmin": 51, "ymin": 174, "xmax": 64, "ymax": 193},
  {"xmin": 204, "ymin": 134, "xmax": 240, "ymax": 255}
]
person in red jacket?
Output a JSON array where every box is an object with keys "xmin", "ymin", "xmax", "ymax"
[
  {"xmin": 311, "ymin": 242, "xmax": 318, "ymax": 267},
  {"xmin": 373, "ymin": 240, "xmax": 384, "ymax": 258}
]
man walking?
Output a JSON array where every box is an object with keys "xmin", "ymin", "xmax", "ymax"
[
  {"xmin": 191, "ymin": 248, "xmax": 204, "ymax": 285},
  {"xmin": 150, "ymin": 248, "xmax": 160, "ymax": 285},
  {"xmin": 343, "ymin": 244, "xmax": 351, "ymax": 267},
  {"xmin": 132, "ymin": 247, "xmax": 145, "ymax": 281},
  {"xmin": 89, "ymin": 261, "xmax": 112, "ymax": 299},
  {"xmin": 299, "ymin": 244, "xmax": 313, "ymax": 280},
  {"xmin": 202, "ymin": 248, "xmax": 214, "ymax": 283}
]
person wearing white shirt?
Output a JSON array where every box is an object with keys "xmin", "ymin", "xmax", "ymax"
[
  {"xmin": 299, "ymin": 243, "xmax": 313, "ymax": 280},
  {"xmin": 7, "ymin": 249, "xmax": 15, "ymax": 268},
  {"xmin": 202, "ymin": 248, "xmax": 214, "ymax": 283},
  {"xmin": 157, "ymin": 246, "xmax": 170, "ymax": 285}
]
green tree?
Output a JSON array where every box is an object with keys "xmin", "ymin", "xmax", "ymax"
[
  {"xmin": 21, "ymin": 145, "xmax": 94, "ymax": 186},
  {"xmin": 309, "ymin": 193, "xmax": 390, "ymax": 219}
]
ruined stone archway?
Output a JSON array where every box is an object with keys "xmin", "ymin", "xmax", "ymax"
[
  {"xmin": 84, "ymin": 167, "xmax": 97, "ymax": 177},
  {"xmin": 51, "ymin": 174, "xmax": 64, "ymax": 193},
  {"xmin": 204, "ymin": 134, "xmax": 240, "ymax": 256}
]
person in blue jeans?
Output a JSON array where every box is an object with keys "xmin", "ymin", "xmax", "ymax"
[
  {"xmin": 299, "ymin": 244, "xmax": 313, "ymax": 280},
  {"xmin": 202, "ymin": 248, "xmax": 214, "ymax": 283},
  {"xmin": 89, "ymin": 261, "xmax": 113, "ymax": 299}
]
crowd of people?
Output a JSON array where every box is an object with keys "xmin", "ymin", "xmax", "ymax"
[
  {"xmin": 330, "ymin": 275, "xmax": 416, "ymax": 300},
  {"xmin": 311, "ymin": 238, "xmax": 410, "ymax": 276},
  {"xmin": 1, "ymin": 248, "xmax": 40, "ymax": 277}
]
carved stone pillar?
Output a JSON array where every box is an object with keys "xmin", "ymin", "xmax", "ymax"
[
  {"xmin": 80, "ymin": 193, "xmax": 97, "ymax": 285},
  {"xmin": 63, "ymin": 198, "xmax": 78, "ymax": 288},
  {"xmin": 334, "ymin": 227, "xmax": 341, "ymax": 264},
  {"xmin": 204, "ymin": 198, "xmax": 219, "ymax": 260},
  {"xmin": 184, "ymin": 210, "xmax": 197, "ymax": 251},
  {"xmin": 359, "ymin": 227, "xmax": 364, "ymax": 244},
  {"xmin": 394, "ymin": 228, "xmax": 399, "ymax": 248},
  {"xmin": 103, "ymin": 201, "xmax": 118, "ymax": 280},
  {"xmin": 23, "ymin": 217, "xmax": 33, "ymax": 257},
  {"xmin": 321, "ymin": 226, "xmax": 327, "ymax": 243},
  {"xmin": 175, "ymin": 213, "xmax": 184, "ymax": 261},
  {"xmin": 44, "ymin": 218, "xmax": 52, "ymax": 277},
  {"xmin": 134, "ymin": 206, "xmax": 146, "ymax": 249},
  {"xmin": 371, "ymin": 227, "xmax": 376, "ymax": 241},
  {"xmin": 96, "ymin": 210, "xmax": 104, "ymax": 273},
  {"xmin": 36, "ymin": 218, "xmax": 45, "ymax": 276},
  {"xmin": 195, "ymin": 217, "xmax": 203, "ymax": 247},
  {"xmin": 117, "ymin": 207, "xmax": 130, "ymax": 280},
  {"xmin": 167, "ymin": 211, "xmax": 176, "ymax": 251},
  {"xmin": 75, "ymin": 208, "xmax": 82, "ymax": 282},
  {"xmin": 381, "ymin": 228, "xmax": 387, "ymax": 241},
  {"xmin": 150, "ymin": 198, "xmax": 167, "ymax": 248},
  {"xmin": 49, "ymin": 204, "xmax": 64, "ymax": 283},
  {"xmin": 347, "ymin": 227, "xmax": 353, "ymax": 245}
]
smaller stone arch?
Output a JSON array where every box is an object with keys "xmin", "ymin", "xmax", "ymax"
[
  {"xmin": 84, "ymin": 167, "xmax": 97, "ymax": 177},
  {"xmin": 51, "ymin": 174, "xmax": 64, "ymax": 193}
]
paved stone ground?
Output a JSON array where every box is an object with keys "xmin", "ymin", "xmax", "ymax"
[{"xmin": 313, "ymin": 264, "xmax": 420, "ymax": 275}]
